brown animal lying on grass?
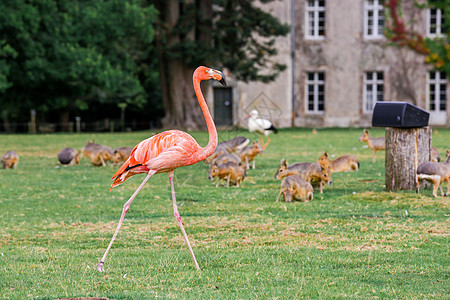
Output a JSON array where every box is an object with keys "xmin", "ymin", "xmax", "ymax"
[
  {"xmin": 276, "ymin": 175, "xmax": 314, "ymax": 203},
  {"xmin": 275, "ymin": 159, "xmax": 332, "ymax": 193},
  {"xmin": 237, "ymin": 141, "xmax": 263, "ymax": 169},
  {"xmin": 1, "ymin": 151, "xmax": 19, "ymax": 169},
  {"xmin": 209, "ymin": 161, "xmax": 246, "ymax": 187},
  {"xmin": 317, "ymin": 151, "xmax": 359, "ymax": 173},
  {"xmin": 207, "ymin": 151, "xmax": 242, "ymax": 177},
  {"xmin": 57, "ymin": 148, "xmax": 81, "ymax": 165},
  {"xmin": 81, "ymin": 141, "xmax": 114, "ymax": 166},
  {"xmin": 113, "ymin": 147, "xmax": 133, "ymax": 164},
  {"xmin": 416, "ymin": 150, "xmax": 450, "ymax": 198},
  {"xmin": 204, "ymin": 136, "xmax": 249, "ymax": 164}
]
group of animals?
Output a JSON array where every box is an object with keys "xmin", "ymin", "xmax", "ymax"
[
  {"xmin": 206, "ymin": 132, "xmax": 360, "ymax": 203},
  {"xmin": 58, "ymin": 142, "xmax": 133, "ymax": 167},
  {"xmin": 0, "ymin": 141, "xmax": 133, "ymax": 169},
  {"xmin": 205, "ymin": 136, "xmax": 262, "ymax": 187},
  {"xmin": 2, "ymin": 124, "xmax": 448, "ymax": 202},
  {"xmin": 358, "ymin": 129, "xmax": 449, "ymax": 198},
  {"xmin": 1, "ymin": 66, "xmax": 448, "ymax": 274}
]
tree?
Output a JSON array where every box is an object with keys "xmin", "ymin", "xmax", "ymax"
[
  {"xmin": 384, "ymin": 0, "xmax": 449, "ymax": 76},
  {"xmin": 153, "ymin": 0, "xmax": 290, "ymax": 129},
  {"xmin": 0, "ymin": 0, "xmax": 158, "ymax": 129}
]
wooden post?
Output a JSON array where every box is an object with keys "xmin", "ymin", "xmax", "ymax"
[
  {"xmin": 385, "ymin": 127, "xmax": 431, "ymax": 191},
  {"xmin": 75, "ymin": 117, "xmax": 81, "ymax": 133},
  {"xmin": 29, "ymin": 109, "xmax": 36, "ymax": 134}
]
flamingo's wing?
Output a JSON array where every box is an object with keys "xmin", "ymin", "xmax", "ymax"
[{"xmin": 111, "ymin": 130, "xmax": 198, "ymax": 189}]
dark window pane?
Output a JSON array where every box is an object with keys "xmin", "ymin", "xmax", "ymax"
[
  {"xmin": 377, "ymin": 84, "xmax": 383, "ymax": 92},
  {"xmin": 377, "ymin": 72, "xmax": 383, "ymax": 80},
  {"xmin": 318, "ymin": 103, "xmax": 324, "ymax": 111}
]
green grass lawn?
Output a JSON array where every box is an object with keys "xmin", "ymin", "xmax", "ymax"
[{"xmin": 0, "ymin": 128, "xmax": 448, "ymax": 299}]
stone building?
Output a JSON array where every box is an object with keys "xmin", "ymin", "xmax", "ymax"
[{"xmin": 210, "ymin": 0, "xmax": 448, "ymax": 128}]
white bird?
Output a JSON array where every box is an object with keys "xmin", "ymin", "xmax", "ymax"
[{"xmin": 247, "ymin": 110, "xmax": 278, "ymax": 149}]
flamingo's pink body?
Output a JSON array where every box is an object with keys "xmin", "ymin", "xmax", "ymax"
[
  {"xmin": 97, "ymin": 66, "xmax": 225, "ymax": 272},
  {"xmin": 111, "ymin": 130, "xmax": 208, "ymax": 189}
]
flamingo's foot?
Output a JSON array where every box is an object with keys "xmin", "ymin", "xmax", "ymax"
[{"xmin": 97, "ymin": 261, "xmax": 105, "ymax": 272}]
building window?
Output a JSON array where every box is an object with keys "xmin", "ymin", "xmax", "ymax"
[
  {"xmin": 305, "ymin": 0, "xmax": 325, "ymax": 40},
  {"xmin": 427, "ymin": 8, "xmax": 445, "ymax": 37},
  {"xmin": 306, "ymin": 72, "xmax": 325, "ymax": 113},
  {"xmin": 364, "ymin": 0, "xmax": 384, "ymax": 39},
  {"xmin": 427, "ymin": 71, "xmax": 447, "ymax": 112},
  {"xmin": 363, "ymin": 71, "xmax": 384, "ymax": 113}
]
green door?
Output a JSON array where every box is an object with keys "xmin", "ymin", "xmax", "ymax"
[{"xmin": 214, "ymin": 87, "xmax": 233, "ymax": 126}]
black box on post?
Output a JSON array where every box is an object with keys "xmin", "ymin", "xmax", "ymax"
[{"xmin": 372, "ymin": 102, "xmax": 430, "ymax": 128}]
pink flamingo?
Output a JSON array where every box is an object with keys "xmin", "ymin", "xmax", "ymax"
[{"xmin": 97, "ymin": 66, "xmax": 225, "ymax": 272}]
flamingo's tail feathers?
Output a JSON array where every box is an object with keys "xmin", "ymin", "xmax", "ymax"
[
  {"xmin": 112, "ymin": 163, "xmax": 128, "ymax": 179},
  {"xmin": 111, "ymin": 170, "xmax": 131, "ymax": 191},
  {"xmin": 110, "ymin": 156, "xmax": 138, "ymax": 191}
]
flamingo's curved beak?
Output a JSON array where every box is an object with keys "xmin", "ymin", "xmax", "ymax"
[
  {"xmin": 210, "ymin": 68, "xmax": 226, "ymax": 86},
  {"xmin": 218, "ymin": 73, "xmax": 227, "ymax": 86}
]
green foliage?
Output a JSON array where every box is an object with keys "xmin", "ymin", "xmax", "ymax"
[
  {"xmin": 0, "ymin": 128, "xmax": 448, "ymax": 298},
  {"xmin": 385, "ymin": 0, "xmax": 449, "ymax": 76},
  {"xmin": 0, "ymin": 40, "xmax": 18, "ymax": 92},
  {"xmin": 158, "ymin": 0, "xmax": 290, "ymax": 83},
  {"xmin": 424, "ymin": 0, "xmax": 449, "ymax": 75},
  {"xmin": 0, "ymin": 0, "xmax": 158, "ymax": 122},
  {"xmin": 214, "ymin": 1, "xmax": 290, "ymax": 82},
  {"xmin": 1, "ymin": 0, "xmax": 289, "ymax": 127}
]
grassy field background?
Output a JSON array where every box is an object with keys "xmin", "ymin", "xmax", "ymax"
[{"xmin": 0, "ymin": 128, "xmax": 448, "ymax": 299}]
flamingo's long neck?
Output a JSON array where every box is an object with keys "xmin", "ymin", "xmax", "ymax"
[{"xmin": 193, "ymin": 76, "xmax": 217, "ymax": 160}]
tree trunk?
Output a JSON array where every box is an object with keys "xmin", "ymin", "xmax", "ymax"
[
  {"xmin": 59, "ymin": 111, "xmax": 70, "ymax": 132},
  {"xmin": 157, "ymin": 0, "xmax": 207, "ymax": 130},
  {"xmin": 385, "ymin": 127, "xmax": 431, "ymax": 191}
]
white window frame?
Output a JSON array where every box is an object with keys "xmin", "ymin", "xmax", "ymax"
[
  {"xmin": 427, "ymin": 8, "xmax": 445, "ymax": 37},
  {"xmin": 427, "ymin": 71, "xmax": 447, "ymax": 113},
  {"xmin": 305, "ymin": 72, "xmax": 325, "ymax": 114},
  {"xmin": 364, "ymin": 0, "xmax": 385, "ymax": 40},
  {"xmin": 363, "ymin": 71, "xmax": 384, "ymax": 114},
  {"xmin": 305, "ymin": 0, "xmax": 326, "ymax": 40}
]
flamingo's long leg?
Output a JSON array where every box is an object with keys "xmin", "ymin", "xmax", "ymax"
[
  {"xmin": 97, "ymin": 170, "xmax": 156, "ymax": 272},
  {"xmin": 168, "ymin": 171, "xmax": 200, "ymax": 270}
]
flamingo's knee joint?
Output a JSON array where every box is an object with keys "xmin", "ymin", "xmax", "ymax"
[{"xmin": 174, "ymin": 211, "xmax": 181, "ymax": 223}]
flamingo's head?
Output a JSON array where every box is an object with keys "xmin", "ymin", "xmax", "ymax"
[{"xmin": 194, "ymin": 66, "xmax": 226, "ymax": 86}]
